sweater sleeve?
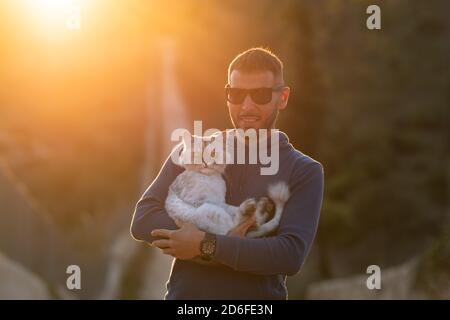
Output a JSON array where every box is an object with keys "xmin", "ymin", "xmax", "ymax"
[
  {"xmin": 213, "ymin": 161, "xmax": 324, "ymax": 276},
  {"xmin": 130, "ymin": 145, "xmax": 185, "ymax": 243}
]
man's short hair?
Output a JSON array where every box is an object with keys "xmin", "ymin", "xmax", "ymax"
[{"xmin": 228, "ymin": 47, "xmax": 284, "ymax": 85}]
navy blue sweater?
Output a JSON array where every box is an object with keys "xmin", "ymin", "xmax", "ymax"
[{"xmin": 130, "ymin": 131, "xmax": 324, "ymax": 299}]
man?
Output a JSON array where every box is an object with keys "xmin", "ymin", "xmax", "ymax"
[{"xmin": 130, "ymin": 47, "xmax": 324, "ymax": 299}]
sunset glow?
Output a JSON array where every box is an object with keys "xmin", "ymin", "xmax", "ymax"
[{"xmin": 24, "ymin": 0, "xmax": 81, "ymax": 30}]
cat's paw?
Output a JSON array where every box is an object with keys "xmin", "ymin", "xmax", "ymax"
[
  {"xmin": 239, "ymin": 198, "xmax": 257, "ymax": 217},
  {"xmin": 257, "ymin": 197, "xmax": 276, "ymax": 222}
]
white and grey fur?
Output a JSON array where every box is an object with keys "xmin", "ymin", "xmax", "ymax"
[{"xmin": 165, "ymin": 132, "xmax": 290, "ymax": 237}]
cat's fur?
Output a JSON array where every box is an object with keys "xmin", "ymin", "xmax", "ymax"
[{"xmin": 165, "ymin": 132, "xmax": 290, "ymax": 237}]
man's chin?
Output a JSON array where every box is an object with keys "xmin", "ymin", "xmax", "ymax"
[{"xmin": 237, "ymin": 120, "xmax": 264, "ymax": 131}]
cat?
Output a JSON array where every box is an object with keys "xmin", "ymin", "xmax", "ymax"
[{"xmin": 165, "ymin": 131, "xmax": 290, "ymax": 238}]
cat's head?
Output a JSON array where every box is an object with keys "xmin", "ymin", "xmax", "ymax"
[{"xmin": 178, "ymin": 131, "xmax": 228, "ymax": 175}]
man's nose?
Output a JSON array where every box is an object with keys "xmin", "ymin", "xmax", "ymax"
[{"xmin": 241, "ymin": 94, "xmax": 257, "ymax": 110}]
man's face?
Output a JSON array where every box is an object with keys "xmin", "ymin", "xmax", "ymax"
[{"xmin": 227, "ymin": 70, "xmax": 290, "ymax": 131}]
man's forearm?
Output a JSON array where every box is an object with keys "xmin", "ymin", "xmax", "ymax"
[
  {"xmin": 131, "ymin": 197, "xmax": 178, "ymax": 243},
  {"xmin": 214, "ymin": 233, "xmax": 307, "ymax": 276}
]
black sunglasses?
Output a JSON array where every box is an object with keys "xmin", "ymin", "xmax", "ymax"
[{"xmin": 225, "ymin": 84, "xmax": 284, "ymax": 105}]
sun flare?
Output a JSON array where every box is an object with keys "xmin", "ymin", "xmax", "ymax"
[
  {"xmin": 24, "ymin": 0, "xmax": 80, "ymax": 30},
  {"xmin": 27, "ymin": 0, "xmax": 75, "ymax": 17}
]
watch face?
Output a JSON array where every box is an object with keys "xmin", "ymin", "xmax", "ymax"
[{"xmin": 202, "ymin": 241, "xmax": 215, "ymax": 255}]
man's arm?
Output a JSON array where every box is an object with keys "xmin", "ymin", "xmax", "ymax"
[
  {"xmin": 213, "ymin": 161, "xmax": 324, "ymax": 276},
  {"xmin": 130, "ymin": 146, "xmax": 184, "ymax": 243}
]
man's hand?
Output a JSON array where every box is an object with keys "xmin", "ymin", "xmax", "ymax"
[
  {"xmin": 151, "ymin": 215, "xmax": 256, "ymax": 259},
  {"xmin": 150, "ymin": 219, "xmax": 205, "ymax": 260},
  {"xmin": 227, "ymin": 214, "xmax": 256, "ymax": 237}
]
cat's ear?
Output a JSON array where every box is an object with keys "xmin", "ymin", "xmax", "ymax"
[
  {"xmin": 172, "ymin": 130, "xmax": 191, "ymax": 166},
  {"xmin": 181, "ymin": 130, "xmax": 191, "ymax": 148}
]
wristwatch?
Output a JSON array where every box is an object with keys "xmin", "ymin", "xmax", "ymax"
[{"xmin": 199, "ymin": 232, "xmax": 217, "ymax": 261}]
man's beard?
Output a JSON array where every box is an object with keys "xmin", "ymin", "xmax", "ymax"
[{"xmin": 229, "ymin": 106, "xmax": 280, "ymax": 130}]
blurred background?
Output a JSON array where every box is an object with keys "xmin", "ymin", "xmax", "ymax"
[{"xmin": 0, "ymin": 0, "xmax": 448, "ymax": 299}]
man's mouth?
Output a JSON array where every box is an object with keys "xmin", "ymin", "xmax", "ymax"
[{"xmin": 239, "ymin": 115, "xmax": 261, "ymax": 123}]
